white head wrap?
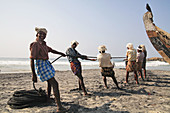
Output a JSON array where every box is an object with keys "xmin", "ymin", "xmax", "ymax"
[
  {"xmin": 98, "ymin": 45, "xmax": 107, "ymax": 52},
  {"xmin": 71, "ymin": 40, "xmax": 79, "ymax": 46},
  {"xmin": 137, "ymin": 47, "xmax": 143, "ymax": 51},
  {"xmin": 35, "ymin": 27, "xmax": 47, "ymax": 34},
  {"xmin": 126, "ymin": 43, "xmax": 134, "ymax": 50},
  {"xmin": 140, "ymin": 45, "xmax": 146, "ymax": 51}
]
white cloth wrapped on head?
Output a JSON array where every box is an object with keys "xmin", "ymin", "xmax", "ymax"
[
  {"xmin": 137, "ymin": 47, "xmax": 143, "ymax": 51},
  {"xmin": 98, "ymin": 45, "xmax": 107, "ymax": 52},
  {"xmin": 35, "ymin": 27, "xmax": 47, "ymax": 34},
  {"xmin": 71, "ymin": 40, "xmax": 79, "ymax": 46},
  {"xmin": 140, "ymin": 45, "xmax": 146, "ymax": 51},
  {"xmin": 126, "ymin": 43, "xmax": 134, "ymax": 50}
]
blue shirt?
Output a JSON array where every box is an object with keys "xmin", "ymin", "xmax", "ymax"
[{"xmin": 66, "ymin": 47, "xmax": 81, "ymax": 63}]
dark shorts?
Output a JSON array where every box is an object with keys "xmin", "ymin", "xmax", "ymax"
[{"xmin": 101, "ymin": 67, "xmax": 115, "ymax": 77}]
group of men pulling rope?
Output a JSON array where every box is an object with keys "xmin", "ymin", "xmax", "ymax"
[{"xmin": 29, "ymin": 27, "xmax": 146, "ymax": 112}]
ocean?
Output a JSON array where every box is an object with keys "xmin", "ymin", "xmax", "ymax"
[{"xmin": 0, "ymin": 57, "xmax": 169, "ymax": 73}]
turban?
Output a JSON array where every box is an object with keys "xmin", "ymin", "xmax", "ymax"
[
  {"xmin": 71, "ymin": 40, "xmax": 79, "ymax": 46},
  {"xmin": 137, "ymin": 47, "xmax": 143, "ymax": 51},
  {"xmin": 35, "ymin": 27, "xmax": 47, "ymax": 34},
  {"xmin": 126, "ymin": 43, "xmax": 134, "ymax": 50},
  {"xmin": 98, "ymin": 45, "xmax": 107, "ymax": 52},
  {"xmin": 140, "ymin": 45, "xmax": 146, "ymax": 51}
]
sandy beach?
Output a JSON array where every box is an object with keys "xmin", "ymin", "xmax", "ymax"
[{"xmin": 0, "ymin": 68, "xmax": 170, "ymax": 113}]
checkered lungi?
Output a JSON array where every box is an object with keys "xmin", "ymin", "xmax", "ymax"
[{"xmin": 35, "ymin": 60, "xmax": 55, "ymax": 82}]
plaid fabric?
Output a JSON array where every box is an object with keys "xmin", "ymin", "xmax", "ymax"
[
  {"xmin": 70, "ymin": 61, "xmax": 82, "ymax": 75},
  {"xmin": 137, "ymin": 62, "xmax": 143, "ymax": 71},
  {"xmin": 35, "ymin": 60, "xmax": 55, "ymax": 82},
  {"xmin": 101, "ymin": 67, "xmax": 114, "ymax": 77},
  {"xmin": 126, "ymin": 61, "xmax": 137, "ymax": 72}
]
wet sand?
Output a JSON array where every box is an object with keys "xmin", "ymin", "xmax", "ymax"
[{"xmin": 0, "ymin": 69, "xmax": 170, "ymax": 113}]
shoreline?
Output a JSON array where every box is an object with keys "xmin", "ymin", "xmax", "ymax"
[
  {"xmin": 0, "ymin": 67, "xmax": 170, "ymax": 74},
  {"xmin": 0, "ymin": 69, "xmax": 170, "ymax": 113}
]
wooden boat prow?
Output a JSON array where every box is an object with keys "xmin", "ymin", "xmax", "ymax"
[{"xmin": 143, "ymin": 4, "xmax": 170, "ymax": 64}]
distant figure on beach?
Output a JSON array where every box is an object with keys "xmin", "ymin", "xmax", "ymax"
[
  {"xmin": 136, "ymin": 46, "xmax": 145, "ymax": 81},
  {"xmin": 140, "ymin": 44, "xmax": 147, "ymax": 78},
  {"xmin": 66, "ymin": 40, "xmax": 95, "ymax": 96},
  {"xmin": 29, "ymin": 27, "xmax": 67, "ymax": 112},
  {"xmin": 125, "ymin": 43, "xmax": 139, "ymax": 84},
  {"xmin": 96, "ymin": 45, "xmax": 120, "ymax": 89}
]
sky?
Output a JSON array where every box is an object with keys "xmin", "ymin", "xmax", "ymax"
[{"xmin": 0, "ymin": 0, "xmax": 170, "ymax": 58}]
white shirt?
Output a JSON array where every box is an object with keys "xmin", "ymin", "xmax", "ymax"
[
  {"xmin": 137, "ymin": 52, "xmax": 145, "ymax": 62},
  {"xmin": 97, "ymin": 53, "xmax": 114, "ymax": 67}
]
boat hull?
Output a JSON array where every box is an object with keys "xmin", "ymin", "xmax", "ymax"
[
  {"xmin": 143, "ymin": 8, "xmax": 170, "ymax": 64},
  {"xmin": 146, "ymin": 29, "xmax": 170, "ymax": 64}
]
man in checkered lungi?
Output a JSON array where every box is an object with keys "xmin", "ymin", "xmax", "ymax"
[{"xmin": 30, "ymin": 27, "xmax": 67, "ymax": 112}]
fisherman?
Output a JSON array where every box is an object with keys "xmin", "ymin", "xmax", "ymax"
[
  {"xmin": 136, "ymin": 46, "xmax": 145, "ymax": 81},
  {"xmin": 140, "ymin": 44, "xmax": 147, "ymax": 78},
  {"xmin": 125, "ymin": 43, "xmax": 139, "ymax": 84},
  {"xmin": 30, "ymin": 27, "xmax": 67, "ymax": 112},
  {"xmin": 66, "ymin": 40, "xmax": 95, "ymax": 96},
  {"xmin": 96, "ymin": 45, "xmax": 120, "ymax": 89}
]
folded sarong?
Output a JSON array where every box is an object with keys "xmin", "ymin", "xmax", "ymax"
[
  {"xmin": 35, "ymin": 60, "xmax": 55, "ymax": 82},
  {"xmin": 101, "ymin": 67, "xmax": 115, "ymax": 77},
  {"xmin": 126, "ymin": 61, "xmax": 137, "ymax": 72},
  {"xmin": 70, "ymin": 61, "xmax": 82, "ymax": 75},
  {"xmin": 137, "ymin": 62, "xmax": 143, "ymax": 71}
]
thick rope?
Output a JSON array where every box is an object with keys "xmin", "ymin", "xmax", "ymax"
[{"xmin": 7, "ymin": 82, "xmax": 47, "ymax": 109}]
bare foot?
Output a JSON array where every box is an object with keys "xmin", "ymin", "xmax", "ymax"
[
  {"xmin": 83, "ymin": 93, "xmax": 92, "ymax": 97},
  {"xmin": 57, "ymin": 107, "xmax": 68, "ymax": 113},
  {"xmin": 124, "ymin": 81, "xmax": 128, "ymax": 84},
  {"xmin": 136, "ymin": 81, "xmax": 139, "ymax": 84},
  {"xmin": 84, "ymin": 93, "xmax": 88, "ymax": 96}
]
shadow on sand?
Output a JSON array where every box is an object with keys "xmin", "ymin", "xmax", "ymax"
[
  {"xmin": 62, "ymin": 101, "xmax": 130, "ymax": 113},
  {"xmin": 141, "ymin": 71, "xmax": 170, "ymax": 87}
]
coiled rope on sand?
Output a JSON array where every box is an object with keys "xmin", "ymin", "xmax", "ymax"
[{"xmin": 7, "ymin": 82, "xmax": 47, "ymax": 109}]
